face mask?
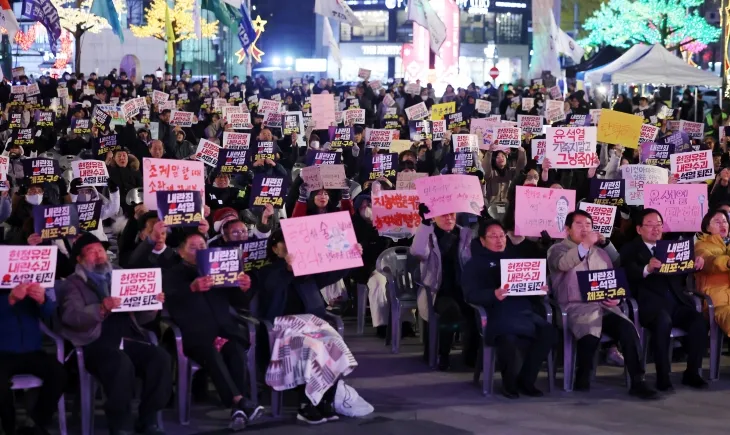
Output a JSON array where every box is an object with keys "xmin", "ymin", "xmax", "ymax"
[
  {"xmin": 9, "ymin": 152, "xmax": 20, "ymax": 159},
  {"xmin": 254, "ymin": 90, "xmax": 259, "ymax": 95},
  {"xmin": 310, "ymin": 141, "xmax": 320, "ymax": 150},
  {"xmin": 26, "ymin": 194, "xmax": 43, "ymax": 205},
  {"xmin": 537, "ymin": 101, "xmax": 544, "ymax": 107},
  {"xmin": 360, "ymin": 207, "xmax": 372, "ymax": 221}
]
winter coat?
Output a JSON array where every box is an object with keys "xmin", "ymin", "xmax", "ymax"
[{"xmin": 695, "ymin": 234, "xmax": 730, "ymax": 334}]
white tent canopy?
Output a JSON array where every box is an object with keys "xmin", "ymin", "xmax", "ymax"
[{"xmin": 581, "ymin": 44, "xmax": 652, "ymax": 85}]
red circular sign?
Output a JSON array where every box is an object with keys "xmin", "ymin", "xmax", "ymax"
[{"xmin": 489, "ymin": 67, "xmax": 499, "ymax": 79}]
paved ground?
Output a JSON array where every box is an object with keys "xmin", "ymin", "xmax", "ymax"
[{"xmin": 19, "ymin": 319, "xmax": 730, "ymax": 435}]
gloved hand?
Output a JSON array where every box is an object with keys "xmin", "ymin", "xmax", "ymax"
[
  {"xmin": 69, "ymin": 178, "xmax": 82, "ymax": 195},
  {"xmin": 418, "ymin": 203, "xmax": 432, "ymax": 226},
  {"xmin": 298, "ymin": 182, "xmax": 309, "ymax": 203},
  {"xmin": 351, "ymin": 143, "xmax": 360, "ymax": 158},
  {"xmin": 540, "ymin": 230, "xmax": 552, "ymax": 246},
  {"xmin": 107, "ymin": 178, "xmax": 118, "ymax": 193}
]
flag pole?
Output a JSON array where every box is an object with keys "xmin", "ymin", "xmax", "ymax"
[{"xmin": 245, "ymin": 0, "xmax": 252, "ymax": 78}]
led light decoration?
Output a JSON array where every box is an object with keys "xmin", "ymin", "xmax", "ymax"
[{"xmin": 235, "ymin": 14, "xmax": 266, "ymax": 64}]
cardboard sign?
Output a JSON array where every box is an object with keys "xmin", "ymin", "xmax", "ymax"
[
  {"xmin": 143, "ymin": 158, "xmax": 206, "ymax": 211},
  {"xmin": 33, "ymin": 205, "xmax": 79, "ymax": 240},
  {"xmin": 222, "ymin": 132, "xmax": 251, "ymax": 149},
  {"xmin": 431, "ymin": 102, "xmax": 456, "ymax": 120},
  {"xmin": 250, "ymin": 175, "xmax": 289, "ymax": 208},
  {"xmin": 75, "ymin": 200, "xmax": 102, "ymax": 231},
  {"xmin": 72, "ymin": 160, "xmax": 109, "ymax": 186},
  {"xmin": 365, "ymin": 128, "xmax": 395, "ymax": 149},
  {"xmin": 596, "ymin": 109, "xmax": 643, "ymax": 148},
  {"xmin": 216, "ymin": 148, "xmax": 249, "ymax": 174},
  {"xmin": 372, "ymin": 190, "xmax": 421, "ymax": 239},
  {"xmin": 518, "ymin": 115, "xmax": 542, "ymax": 135},
  {"xmin": 311, "ymin": 94, "xmax": 336, "ymax": 128},
  {"xmin": 475, "ymin": 99, "xmax": 492, "ymax": 115},
  {"xmin": 156, "ymin": 191, "xmax": 203, "ymax": 227},
  {"xmin": 521, "ymin": 98, "xmax": 534, "ymax": 112},
  {"xmin": 577, "ymin": 268, "xmax": 628, "ymax": 302},
  {"xmin": 643, "ymin": 184, "xmax": 706, "ymax": 232},
  {"xmin": 654, "ymin": 239, "xmax": 695, "ymax": 275},
  {"xmin": 514, "ymin": 186, "xmax": 576, "ymax": 238},
  {"xmin": 452, "ymin": 134, "xmax": 479, "ymax": 152},
  {"xmin": 670, "ymin": 150, "xmax": 714, "ymax": 183},
  {"xmin": 366, "ymin": 153, "xmax": 398, "ymax": 181},
  {"xmin": 306, "ymin": 151, "xmax": 341, "ymax": 166},
  {"xmin": 432, "ymin": 119, "xmax": 446, "ymax": 140},
  {"xmin": 395, "ymin": 171, "xmax": 427, "ymax": 190},
  {"xmin": 92, "ymin": 134, "xmax": 120, "ymax": 158},
  {"xmin": 621, "ymin": 164, "xmax": 669, "ymax": 206},
  {"xmin": 344, "ymin": 108, "xmax": 365, "ymax": 125},
  {"xmin": 589, "ymin": 179, "xmax": 625, "ymax": 206},
  {"xmin": 531, "ymin": 139, "xmax": 546, "ymax": 164},
  {"xmin": 545, "ymin": 126, "xmax": 599, "ymax": 168},
  {"xmin": 578, "ymin": 202, "xmax": 616, "ymax": 237},
  {"xmin": 280, "ymin": 211, "xmax": 363, "ymax": 276},
  {"xmin": 0, "ymin": 246, "xmax": 57, "ymax": 288},
  {"xmin": 405, "ymin": 102, "xmax": 429, "ymax": 121},
  {"xmin": 241, "ymin": 239, "xmax": 270, "ymax": 272},
  {"xmin": 640, "ymin": 142, "xmax": 674, "ymax": 168},
  {"xmin": 228, "ymin": 112, "xmax": 253, "ymax": 130},
  {"xmin": 197, "ymin": 247, "xmax": 243, "ymax": 287},
  {"xmin": 170, "ymin": 110, "xmax": 195, "ymax": 127},
  {"xmin": 414, "ymin": 174, "xmax": 484, "ymax": 219},
  {"xmin": 409, "ymin": 120, "xmax": 432, "ymax": 142},
  {"xmin": 639, "ymin": 124, "xmax": 659, "ymax": 143},
  {"xmin": 111, "ymin": 268, "xmax": 163, "ymax": 312},
  {"xmin": 679, "ymin": 120, "xmax": 704, "ymax": 139},
  {"xmin": 22, "ymin": 158, "xmax": 60, "ymax": 185},
  {"xmin": 494, "ymin": 127, "xmax": 521, "ymax": 148},
  {"xmin": 500, "ymin": 259, "xmax": 547, "ymax": 296},
  {"xmin": 195, "ymin": 139, "xmax": 221, "ymax": 167}
]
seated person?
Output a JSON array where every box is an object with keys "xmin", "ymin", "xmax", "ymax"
[
  {"xmin": 161, "ymin": 232, "xmax": 263, "ymax": 431},
  {"xmin": 621, "ymin": 208, "xmax": 708, "ymax": 391},
  {"xmin": 0, "ymin": 283, "xmax": 67, "ymax": 435},
  {"xmin": 462, "ymin": 219, "xmax": 556, "ymax": 399},
  {"xmin": 695, "ymin": 208, "xmax": 730, "ymax": 336},
  {"xmin": 547, "ymin": 210, "xmax": 657, "ymax": 400},
  {"xmin": 119, "ymin": 212, "xmax": 177, "ymax": 269},
  {"xmin": 57, "ymin": 233, "xmax": 171, "ymax": 435}
]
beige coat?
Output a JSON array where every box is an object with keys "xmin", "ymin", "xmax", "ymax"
[{"xmin": 547, "ymin": 237, "xmax": 631, "ymax": 339}]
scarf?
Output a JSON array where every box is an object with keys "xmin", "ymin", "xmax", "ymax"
[{"xmin": 84, "ymin": 266, "xmax": 112, "ymax": 302}]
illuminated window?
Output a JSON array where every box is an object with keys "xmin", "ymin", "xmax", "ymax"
[
  {"xmin": 496, "ymin": 12, "xmax": 523, "ymax": 44},
  {"xmin": 460, "ymin": 13, "xmax": 495, "ymax": 44},
  {"xmin": 340, "ymin": 10, "xmax": 389, "ymax": 42}
]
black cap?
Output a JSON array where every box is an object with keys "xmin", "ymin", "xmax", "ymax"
[{"xmin": 70, "ymin": 232, "xmax": 110, "ymax": 259}]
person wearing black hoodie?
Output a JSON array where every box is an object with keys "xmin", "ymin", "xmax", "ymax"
[{"xmin": 462, "ymin": 219, "xmax": 557, "ymax": 399}]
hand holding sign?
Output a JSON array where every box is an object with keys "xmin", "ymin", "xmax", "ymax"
[
  {"xmin": 648, "ymin": 257, "xmax": 662, "ymax": 273},
  {"xmin": 496, "ymin": 285, "xmax": 510, "ymax": 301},
  {"xmin": 191, "ymin": 276, "xmax": 214, "ymax": 292}
]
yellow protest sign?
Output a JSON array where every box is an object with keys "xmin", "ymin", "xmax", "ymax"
[
  {"xmin": 390, "ymin": 140, "xmax": 412, "ymax": 154},
  {"xmin": 596, "ymin": 109, "xmax": 644, "ymax": 149},
  {"xmin": 431, "ymin": 102, "xmax": 456, "ymax": 121}
]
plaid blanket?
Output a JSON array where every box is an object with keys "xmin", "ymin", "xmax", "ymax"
[{"xmin": 265, "ymin": 314, "xmax": 358, "ymax": 405}]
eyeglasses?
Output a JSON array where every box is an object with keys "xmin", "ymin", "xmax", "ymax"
[
  {"xmin": 229, "ymin": 230, "xmax": 247, "ymax": 237},
  {"xmin": 485, "ymin": 233, "xmax": 506, "ymax": 240}
]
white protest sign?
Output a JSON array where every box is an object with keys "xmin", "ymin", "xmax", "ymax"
[
  {"xmin": 405, "ymin": 102, "xmax": 428, "ymax": 121},
  {"xmin": 194, "ymin": 139, "xmax": 221, "ymax": 167},
  {"xmin": 518, "ymin": 115, "xmax": 543, "ymax": 135},
  {"xmin": 545, "ymin": 126, "xmax": 599, "ymax": 169},
  {"xmin": 522, "ymin": 98, "xmax": 535, "ymax": 112},
  {"xmin": 532, "ymin": 139, "xmax": 546, "ymax": 164},
  {"xmin": 620, "ymin": 164, "xmax": 669, "ymax": 206},
  {"xmin": 494, "ymin": 127, "xmax": 521, "ymax": 148},
  {"xmin": 344, "ymin": 109, "xmax": 365, "ymax": 125},
  {"xmin": 170, "ymin": 110, "xmax": 195, "ymax": 127},
  {"xmin": 142, "ymin": 158, "xmax": 205, "ymax": 211},
  {"xmin": 72, "ymin": 160, "xmax": 109, "ymax": 187},
  {"xmin": 111, "ymin": 268, "xmax": 163, "ymax": 312},
  {"xmin": 639, "ymin": 124, "xmax": 659, "ymax": 143},
  {"xmin": 500, "ymin": 259, "xmax": 547, "ymax": 296},
  {"xmin": 578, "ymin": 202, "xmax": 617, "ymax": 237},
  {"xmin": 670, "ymin": 150, "xmax": 714, "ymax": 183},
  {"xmin": 0, "ymin": 246, "xmax": 58, "ymax": 288},
  {"xmin": 358, "ymin": 68, "xmax": 371, "ymax": 80},
  {"xmin": 475, "ymin": 99, "xmax": 492, "ymax": 114}
]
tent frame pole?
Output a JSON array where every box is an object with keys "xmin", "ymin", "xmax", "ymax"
[{"xmin": 695, "ymin": 88, "xmax": 698, "ymax": 122}]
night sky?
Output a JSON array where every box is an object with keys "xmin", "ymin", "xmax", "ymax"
[{"xmin": 252, "ymin": 0, "xmax": 317, "ymax": 63}]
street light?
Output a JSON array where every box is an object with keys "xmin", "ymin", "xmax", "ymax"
[
  {"xmin": 272, "ymin": 56, "xmax": 281, "ymax": 66},
  {"xmin": 285, "ymin": 56, "xmax": 293, "ymax": 66}
]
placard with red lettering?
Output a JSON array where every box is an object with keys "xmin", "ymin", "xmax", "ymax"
[
  {"xmin": 111, "ymin": 268, "xmax": 163, "ymax": 312},
  {"xmin": 639, "ymin": 124, "xmax": 659, "ymax": 143},
  {"xmin": 643, "ymin": 184, "xmax": 706, "ymax": 232},
  {"xmin": 452, "ymin": 134, "xmax": 479, "ymax": 152},
  {"xmin": 33, "ymin": 205, "xmax": 79, "ymax": 241},
  {"xmin": 679, "ymin": 120, "xmax": 704, "ymax": 139},
  {"xmin": 0, "ymin": 246, "xmax": 57, "ymax": 289},
  {"xmin": 494, "ymin": 127, "xmax": 521, "ymax": 148},
  {"xmin": 432, "ymin": 120, "xmax": 446, "ymax": 141},
  {"xmin": 152, "ymin": 90, "xmax": 170, "ymax": 105},
  {"xmin": 414, "ymin": 174, "xmax": 484, "ymax": 219},
  {"xmin": 143, "ymin": 158, "xmax": 206, "ymax": 211},
  {"xmin": 170, "ymin": 110, "xmax": 195, "ymax": 127},
  {"xmin": 514, "ymin": 186, "xmax": 576, "ymax": 238},
  {"xmin": 522, "ymin": 98, "xmax": 534, "ymax": 112},
  {"xmin": 500, "ymin": 259, "xmax": 547, "ymax": 296},
  {"xmin": 72, "ymin": 160, "xmax": 109, "ymax": 186},
  {"xmin": 195, "ymin": 139, "xmax": 221, "ymax": 167},
  {"xmin": 545, "ymin": 126, "xmax": 599, "ymax": 169},
  {"xmin": 475, "ymin": 99, "xmax": 492, "ymax": 114},
  {"xmin": 280, "ymin": 211, "xmax": 363, "ymax": 276},
  {"xmin": 222, "ymin": 132, "xmax": 251, "ymax": 149},
  {"xmin": 518, "ymin": 115, "xmax": 542, "ymax": 135},
  {"xmin": 405, "ymin": 102, "xmax": 429, "ymax": 121},
  {"xmin": 228, "ymin": 112, "xmax": 253, "ymax": 130},
  {"xmin": 250, "ymin": 175, "xmax": 289, "ymax": 209},
  {"xmin": 365, "ymin": 128, "xmax": 395, "ymax": 149},
  {"xmin": 578, "ymin": 202, "xmax": 616, "ymax": 237},
  {"xmin": 670, "ymin": 149, "xmax": 714, "ymax": 183},
  {"xmin": 531, "ymin": 139, "xmax": 546, "ymax": 164},
  {"xmin": 344, "ymin": 109, "xmax": 365, "ymax": 125},
  {"xmin": 372, "ymin": 190, "xmax": 421, "ymax": 239}
]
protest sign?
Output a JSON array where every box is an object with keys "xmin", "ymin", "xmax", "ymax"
[
  {"xmin": 152, "ymin": 90, "xmax": 170, "ymax": 104},
  {"xmin": 414, "ymin": 174, "xmax": 484, "ymax": 219},
  {"xmin": 306, "ymin": 151, "xmax": 341, "ymax": 166},
  {"xmin": 514, "ymin": 186, "xmax": 576, "ymax": 238},
  {"xmin": 431, "ymin": 120, "xmax": 446, "ymax": 140},
  {"xmin": 301, "ymin": 166, "xmax": 324, "ymax": 192},
  {"xmin": 197, "ymin": 247, "xmax": 243, "ymax": 287},
  {"xmin": 0, "ymin": 246, "xmax": 57, "ymax": 288},
  {"xmin": 12, "ymin": 128, "xmax": 34, "ymax": 147},
  {"xmin": 170, "ymin": 110, "xmax": 195, "ymax": 127},
  {"xmin": 448, "ymin": 152, "xmax": 480, "ymax": 175},
  {"xmin": 222, "ymin": 105, "xmax": 243, "ymax": 122},
  {"xmin": 263, "ymin": 112, "xmax": 282, "ymax": 128},
  {"xmin": 92, "ymin": 134, "xmax": 120, "ymax": 158},
  {"xmin": 545, "ymin": 102, "xmax": 566, "ymax": 124},
  {"xmin": 327, "ymin": 126, "xmax": 354, "ymax": 148},
  {"xmin": 660, "ymin": 132, "xmax": 691, "ymax": 152},
  {"xmin": 216, "ymin": 148, "xmax": 249, "ymax": 174},
  {"xmin": 431, "ymin": 102, "xmax": 456, "ymax": 120},
  {"xmin": 640, "ymin": 142, "xmax": 673, "ymax": 168},
  {"xmin": 589, "ymin": 179, "xmax": 625, "ymax": 206},
  {"xmin": 654, "ymin": 239, "xmax": 695, "ymax": 275},
  {"xmin": 578, "ymin": 202, "xmax": 616, "ymax": 237},
  {"xmin": 475, "ymin": 99, "xmax": 492, "ymax": 115},
  {"xmin": 382, "ymin": 93, "xmax": 395, "ymax": 107},
  {"xmin": 22, "ymin": 158, "xmax": 60, "ymax": 185},
  {"xmin": 228, "ymin": 112, "xmax": 253, "ymax": 130},
  {"xmin": 365, "ymin": 128, "xmax": 395, "ymax": 149},
  {"xmin": 405, "ymin": 82, "xmax": 420, "ymax": 95},
  {"xmin": 531, "ymin": 139, "xmax": 546, "ymax": 164},
  {"xmin": 639, "ymin": 124, "xmax": 659, "ymax": 143},
  {"xmin": 25, "ymin": 83, "xmax": 40, "ymax": 96},
  {"xmin": 405, "ymin": 102, "xmax": 429, "ymax": 121},
  {"xmin": 34, "ymin": 110, "xmax": 54, "ymax": 128},
  {"xmin": 121, "ymin": 98, "xmax": 140, "ymax": 119},
  {"xmin": 644, "ymin": 184, "xmax": 706, "ymax": 232},
  {"xmin": 494, "ymin": 127, "xmax": 521, "ymax": 148},
  {"xmin": 344, "ymin": 109, "xmax": 365, "ymax": 125},
  {"xmin": 158, "ymin": 100, "xmax": 176, "ymax": 111},
  {"xmin": 311, "ymin": 94, "xmax": 336, "ymax": 128},
  {"xmin": 409, "ymin": 120, "xmax": 432, "ymax": 141},
  {"xmin": 9, "ymin": 112, "xmax": 23, "ymax": 130},
  {"xmin": 366, "ymin": 153, "xmax": 398, "ymax": 181},
  {"xmin": 518, "ymin": 115, "xmax": 542, "ymax": 135},
  {"xmin": 143, "ymin": 158, "xmax": 205, "ymax": 211},
  {"xmin": 33, "ymin": 205, "xmax": 79, "ymax": 241},
  {"xmin": 250, "ymin": 175, "xmax": 289, "ymax": 208},
  {"xmin": 395, "ymin": 172, "xmax": 427, "ymax": 190},
  {"xmin": 257, "ymin": 98, "xmax": 280, "ymax": 115},
  {"xmin": 389, "ymin": 140, "xmax": 411, "ymax": 154},
  {"xmin": 156, "ymin": 191, "xmax": 203, "ymax": 227},
  {"xmin": 372, "ymin": 190, "xmax": 421, "ymax": 239},
  {"xmin": 72, "ymin": 160, "xmax": 109, "ymax": 187},
  {"xmin": 470, "ymin": 118, "xmax": 497, "ymax": 150},
  {"xmin": 679, "ymin": 120, "xmax": 704, "ymax": 139},
  {"xmin": 75, "ymin": 200, "xmax": 102, "ymax": 231},
  {"xmin": 280, "ymin": 211, "xmax": 363, "ymax": 276},
  {"xmin": 521, "ymin": 98, "xmax": 534, "ymax": 112},
  {"xmin": 596, "ymin": 109, "xmax": 643, "ymax": 148},
  {"xmin": 452, "ymin": 134, "xmax": 479, "ymax": 152},
  {"xmin": 241, "ymin": 239, "xmax": 270, "ymax": 272},
  {"xmin": 222, "ymin": 132, "xmax": 251, "ymax": 149},
  {"xmin": 283, "ymin": 112, "xmax": 302, "ymax": 135},
  {"xmin": 253, "ymin": 141, "xmax": 276, "ymax": 161},
  {"xmin": 589, "ymin": 109, "xmax": 602, "ymax": 125},
  {"xmin": 369, "ymin": 80, "xmax": 382, "ymax": 91},
  {"xmin": 358, "ymin": 68, "xmax": 371, "ymax": 79},
  {"xmin": 195, "ymin": 139, "xmax": 221, "ymax": 167},
  {"xmin": 545, "ymin": 126, "xmax": 599, "ymax": 168},
  {"xmin": 670, "ymin": 149, "xmax": 714, "ymax": 183},
  {"xmin": 446, "ymin": 111, "xmax": 468, "ymax": 130},
  {"xmin": 500, "ymin": 259, "xmax": 547, "ymax": 296},
  {"xmin": 111, "ymin": 269, "xmax": 163, "ymax": 312},
  {"xmin": 548, "ymin": 86, "xmax": 563, "ymax": 100},
  {"xmin": 11, "ymin": 67, "xmax": 24, "ymax": 78},
  {"xmin": 577, "ymin": 269, "xmax": 628, "ymax": 302},
  {"xmin": 620, "ymin": 164, "xmax": 669, "ymax": 206}
]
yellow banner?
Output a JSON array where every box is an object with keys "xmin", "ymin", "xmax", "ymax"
[
  {"xmin": 596, "ymin": 109, "xmax": 644, "ymax": 149},
  {"xmin": 430, "ymin": 102, "xmax": 456, "ymax": 121}
]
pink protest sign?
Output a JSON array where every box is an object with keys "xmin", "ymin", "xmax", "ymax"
[
  {"xmin": 545, "ymin": 126, "xmax": 599, "ymax": 169},
  {"xmin": 372, "ymin": 190, "xmax": 421, "ymax": 239},
  {"xmin": 414, "ymin": 174, "xmax": 484, "ymax": 219},
  {"xmin": 280, "ymin": 211, "xmax": 363, "ymax": 276},
  {"xmin": 470, "ymin": 118, "xmax": 499, "ymax": 150},
  {"xmin": 514, "ymin": 186, "xmax": 576, "ymax": 238},
  {"xmin": 311, "ymin": 94, "xmax": 336, "ymax": 128},
  {"xmin": 142, "ymin": 158, "xmax": 206, "ymax": 211},
  {"xmin": 643, "ymin": 184, "xmax": 707, "ymax": 232}
]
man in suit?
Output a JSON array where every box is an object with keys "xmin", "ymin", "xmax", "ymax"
[{"xmin": 620, "ymin": 208, "xmax": 709, "ymax": 391}]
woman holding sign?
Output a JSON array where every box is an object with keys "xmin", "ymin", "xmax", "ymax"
[{"xmin": 695, "ymin": 209, "xmax": 730, "ymax": 335}]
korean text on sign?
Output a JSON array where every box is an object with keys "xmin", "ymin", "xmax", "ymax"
[
  {"xmin": 143, "ymin": 158, "xmax": 205, "ymax": 211},
  {"xmin": 670, "ymin": 150, "xmax": 714, "ymax": 183},
  {"xmin": 72, "ymin": 160, "xmax": 109, "ymax": 187},
  {"xmin": 545, "ymin": 126, "xmax": 598, "ymax": 169},
  {"xmin": 197, "ymin": 247, "xmax": 243, "ymax": 288},
  {"xmin": 589, "ymin": 179, "xmax": 625, "ymax": 206},
  {"xmin": 0, "ymin": 246, "xmax": 57, "ymax": 288},
  {"xmin": 414, "ymin": 174, "xmax": 484, "ymax": 219},
  {"xmin": 643, "ymin": 184, "xmax": 706, "ymax": 232},
  {"xmin": 514, "ymin": 186, "xmax": 576, "ymax": 238},
  {"xmin": 111, "ymin": 268, "xmax": 163, "ymax": 312},
  {"xmin": 654, "ymin": 239, "xmax": 695, "ymax": 275},
  {"xmin": 578, "ymin": 202, "xmax": 616, "ymax": 237},
  {"xmin": 156, "ymin": 191, "xmax": 203, "ymax": 227},
  {"xmin": 241, "ymin": 239, "xmax": 270, "ymax": 272},
  {"xmin": 33, "ymin": 205, "xmax": 79, "ymax": 241},
  {"xmin": 372, "ymin": 190, "xmax": 421, "ymax": 239},
  {"xmin": 500, "ymin": 259, "xmax": 547, "ymax": 296},
  {"xmin": 620, "ymin": 164, "xmax": 669, "ymax": 206},
  {"xmin": 577, "ymin": 268, "xmax": 628, "ymax": 302}
]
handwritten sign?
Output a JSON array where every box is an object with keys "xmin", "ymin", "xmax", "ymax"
[
  {"xmin": 405, "ymin": 102, "xmax": 429, "ymax": 121},
  {"xmin": 589, "ymin": 179, "xmax": 624, "ymax": 206},
  {"xmin": 170, "ymin": 110, "xmax": 195, "ymax": 127},
  {"xmin": 222, "ymin": 132, "xmax": 251, "ymax": 149},
  {"xmin": 545, "ymin": 126, "xmax": 598, "ymax": 168},
  {"xmin": 372, "ymin": 190, "xmax": 421, "ymax": 239},
  {"xmin": 431, "ymin": 102, "xmax": 456, "ymax": 120},
  {"xmin": 643, "ymin": 184, "xmax": 706, "ymax": 232},
  {"xmin": 311, "ymin": 94, "xmax": 336, "ymax": 128},
  {"xmin": 414, "ymin": 174, "xmax": 484, "ymax": 219},
  {"xmin": 156, "ymin": 191, "xmax": 203, "ymax": 227},
  {"xmin": 578, "ymin": 202, "xmax": 616, "ymax": 237},
  {"xmin": 518, "ymin": 115, "xmax": 542, "ymax": 135},
  {"xmin": 514, "ymin": 186, "xmax": 576, "ymax": 238},
  {"xmin": 500, "ymin": 259, "xmax": 547, "ymax": 296},
  {"xmin": 390, "ymin": 140, "xmax": 412, "ymax": 154},
  {"xmin": 654, "ymin": 239, "xmax": 695, "ymax": 275},
  {"xmin": 143, "ymin": 158, "xmax": 205, "ymax": 211},
  {"xmin": 531, "ymin": 139, "xmax": 546, "ymax": 164},
  {"xmin": 72, "ymin": 160, "xmax": 109, "ymax": 186},
  {"xmin": 670, "ymin": 150, "xmax": 714, "ymax": 183},
  {"xmin": 577, "ymin": 268, "xmax": 628, "ymax": 302},
  {"xmin": 111, "ymin": 268, "xmax": 163, "ymax": 312},
  {"xmin": 596, "ymin": 109, "xmax": 643, "ymax": 148},
  {"xmin": 33, "ymin": 205, "xmax": 79, "ymax": 241},
  {"xmin": 0, "ymin": 246, "xmax": 57, "ymax": 289},
  {"xmin": 396, "ymin": 172, "xmax": 427, "ymax": 190},
  {"xmin": 197, "ymin": 247, "xmax": 243, "ymax": 287},
  {"xmin": 195, "ymin": 139, "xmax": 221, "ymax": 167},
  {"xmin": 679, "ymin": 120, "xmax": 704, "ymax": 139},
  {"xmin": 621, "ymin": 164, "xmax": 669, "ymax": 206},
  {"xmin": 280, "ymin": 211, "xmax": 363, "ymax": 276}
]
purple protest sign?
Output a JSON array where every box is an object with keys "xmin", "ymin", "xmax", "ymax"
[
  {"xmin": 639, "ymin": 142, "xmax": 674, "ymax": 168},
  {"xmin": 33, "ymin": 204, "xmax": 79, "ymax": 241},
  {"xmin": 250, "ymin": 174, "xmax": 289, "ymax": 208},
  {"xmin": 588, "ymin": 179, "xmax": 625, "ymax": 206},
  {"xmin": 447, "ymin": 152, "xmax": 479, "ymax": 175},
  {"xmin": 216, "ymin": 148, "xmax": 249, "ymax": 175},
  {"xmin": 241, "ymin": 238, "xmax": 270, "ymax": 272},
  {"xmin": 75, "ymin": 200, "xmax": 103, "ymax": 231},
  {"xmin": 156, "ymin": 190, "xmax": 203, "ymax": 227},
  {"xmin": 366, "ymin": 153, "xmax": 398, "ymax": 182},
  {"xmin": 196, "ymin": 247, "xmax": 243, "ymax": 288},
  {"xmin": 327, "ymin": 126, "xmax": 354, "ymax": 148},
  {"xmin": 305, "ymin": 150, "xmax": 341, "ymax": 166}
]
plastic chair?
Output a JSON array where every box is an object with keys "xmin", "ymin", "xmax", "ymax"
[
  {"xmin": 160, "ymin": 316, "xmax": 201, "ymax": 426},
  {"xmin": 470, "ymin": 302, "xmax": 555, "ymax": 396},
  {"xmin": 376, "ymin": 247, "xmax": 418, "ymax": 354},
  {"xmin": 356, "ymin": 283, "xmax": 368, "ymax": 335},
  {"xmin": 10, "ymin": 322, "xmax": 67, "ymax": 435},
  {"xmin": 487, "ymin": 201, "xmax": 508, "ymax": 222}
]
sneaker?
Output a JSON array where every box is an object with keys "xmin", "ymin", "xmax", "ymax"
[
  {"xmin": 316, "ymin": 400, "xmax": 340, "ymax": 422},
  {"xmin": 229, "ymin": 409, "xmax": 247, "ymax": 432},
  {"xmin": 605, "ymin": 347, "xmax": 625, "ymax": 367},
  {"xmin": 243, "ymin": 404, "xmax": 265, "ymax": 422},
  {"xmin": 297, "ymin": 403, "xmax": 328, "ymax": 425}
]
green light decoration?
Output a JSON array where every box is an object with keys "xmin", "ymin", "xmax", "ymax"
[{"xmin": 578, "ymin": 0, "xmax": 721, "ymax": 53}]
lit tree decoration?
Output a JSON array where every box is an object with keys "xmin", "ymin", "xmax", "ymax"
[
  {"xmin": 14, "ymin": 23, "xmax": 38, "ymax": 51},
  {"xmin": 579, "ymin": 0, "xmax": 720, "ymax": 52},
  {"xmin": 51, "ymin": 0, "xmax": 127, "ymax": 73},
  {"xmin": 54, "ymin": 30, "xmax": 74, "ymax": 69}
]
